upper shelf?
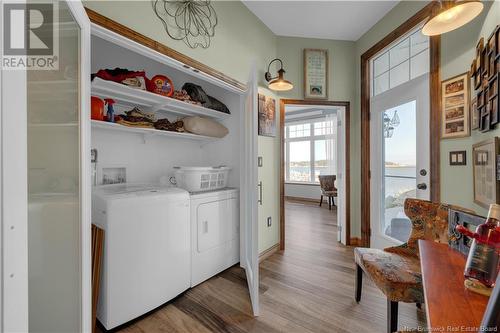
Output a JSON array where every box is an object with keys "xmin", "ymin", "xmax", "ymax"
[{"xmin": 91, "ymin": 78, "xmax": 230, "ymax": 120}]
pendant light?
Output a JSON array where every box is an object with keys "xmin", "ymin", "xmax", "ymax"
[
  {"xmin": 422, "ymin": 0, "xmax": 483, "ymax": 36},
  {"xmin": 265, "ymin": 58, "xmax": 293, "ymax": 91}
]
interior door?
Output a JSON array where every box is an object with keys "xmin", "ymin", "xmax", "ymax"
[
  {"xmin": 1, "ymin": 1, "xmax": 91, "ymax": 331},
  {"xmin": 336, "ymin": 109, "xmax": 346, "ymax": 244},
  {"xmin": 370, "ymin": 74, "xmax": 430, "ymax": 249},
  {"xmin": 240, "ymin": 66, "xmax": 259, "ymax": 316}
]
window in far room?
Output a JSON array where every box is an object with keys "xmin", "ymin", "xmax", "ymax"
[{"xmin": 284, "ymin": 117, "xmax": 337, "ymax": 183}]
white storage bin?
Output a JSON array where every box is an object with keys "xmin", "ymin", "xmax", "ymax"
[{"xmin": 173, "ymin": 166, "xmax": 231, "ymax": 192}]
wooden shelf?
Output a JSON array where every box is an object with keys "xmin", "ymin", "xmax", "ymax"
[
  {"xmin": 91, "ymin": 120, "xmax": 217, "ymax": 142},
  {"xmin": 91, "ymin": 78, "xmax": 230, "ymax": 120}
]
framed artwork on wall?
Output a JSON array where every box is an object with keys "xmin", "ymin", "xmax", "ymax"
[
  {"xmin": 441, "ymin": 72, "xmax": 470, "ymax": 139},
  {"xmin": 258, "ymin": 93, "xmax": 276, "ymax": 137},
  {"xmin": 473, "ymin": 137, "xmax": 500, "ymax": 208},
  {"xmin": 471, "ymin": 97, "xmax": 479, "ymax": 130},
  {"xmin": 304, "ymin": 49, "xmax": 328, "ymax": 100}
]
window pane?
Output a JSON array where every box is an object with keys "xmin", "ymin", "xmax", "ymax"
[
  {"xmin": 410, "ymin": 30, "xmax": 428, "ymax": 56},
  {"xmin": 289, "ymin": 141, "xmax": 311, "ymax": 182},
  {"xmin": 410, "ymin": 49, "xmax": 429, "ymax": 79},
  {"xmin": 374, "ymin": 72, "xmax": 389, "ymax": 96},
  {"xmin": 383, "ymin": 101, "xmax": 416, "ymax": 242},
  {"xmin": 389, "ymin": 60, "xmax": 409, "ymax": 89},
  {"xmin": 314, "ymin": 139, "xmax": 336, "ymax": 182},
  {"xmin": 390, "ymin": 38, "xmax": 409, "ymax": 67},
  {"xmin": 374, "ymin": 52, "xmax": 389, "ymax": 77}
]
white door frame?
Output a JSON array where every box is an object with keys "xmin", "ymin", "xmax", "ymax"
[
  {"xmin": 0, "ymin": 1, "xmax": 91, "ymax": 331},
  {"xmin": 370, "ymin": 74, "xmax": 430, "ymax": 249}
]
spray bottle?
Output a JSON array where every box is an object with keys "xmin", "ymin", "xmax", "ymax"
[{"xmin": 104, "ymin": 98, "xmax": 116, "ymax": 123}]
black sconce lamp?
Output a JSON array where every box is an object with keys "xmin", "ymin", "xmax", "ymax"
[{"xmin": 264, "ymin": 58, "xmax": 293, "ymax": 92}]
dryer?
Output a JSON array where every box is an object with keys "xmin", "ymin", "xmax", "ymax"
[
  {"xmin": 190, "ymin": 188, "xmax": 239, "ymax": 287},
  {"xmin": 92, "ymin": 184, "xmax": 190, "ymax": 330}
]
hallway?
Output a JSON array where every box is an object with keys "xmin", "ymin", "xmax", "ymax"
[{"xmin": 101, "ymin": 200, "xmax": 425, "ymax": 333}]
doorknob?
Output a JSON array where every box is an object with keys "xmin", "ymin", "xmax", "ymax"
[
  {"xmin": 419, "ymin": 169, "xmax": 427, "ymax": 176},
  {"xmin": 417, "ymin": 183, "xmax": 427, "ymax": 190}
]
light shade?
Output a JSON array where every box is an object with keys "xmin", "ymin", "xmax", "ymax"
[
  {"xmin": 265, "ymin": 59, "xmax": 294, "ymax": 92},
  {"xmin": 422, "ymin": 1, "xmax": 483, "ymax": 36}
]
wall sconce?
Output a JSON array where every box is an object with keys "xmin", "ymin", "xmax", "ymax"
[
  {"xmin": 422, "ymin": 0, "xmax": 483, "ymax": 36},
  {"xmin": 264, "ymin": 58, "xmax": 293, "ymax": 92}
]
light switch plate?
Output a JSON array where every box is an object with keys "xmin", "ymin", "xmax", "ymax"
[{"xmin": 258, "ymin": 156, "xmax": 263, "ymax": 167}]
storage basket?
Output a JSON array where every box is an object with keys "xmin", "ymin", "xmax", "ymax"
[{"xmin": 173, "ymin": 166, "xmax": 231, "ymax": 192}]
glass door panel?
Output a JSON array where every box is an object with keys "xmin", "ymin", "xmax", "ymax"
[
  {"xmin": 27, "ymin": 1, "xmax": 81, "ymax": 331},
  {"xmin": 382, "ymin": 101, "xmax": 416, "ymax": 242}
]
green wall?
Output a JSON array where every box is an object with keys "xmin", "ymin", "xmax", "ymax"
[
  {"xmin": 275, "ymin": 36, "xmax": 358, "ymax": 236},
  {"xmin": 440, "ymin": 1, "xmax": 499, "ymax": 216}
]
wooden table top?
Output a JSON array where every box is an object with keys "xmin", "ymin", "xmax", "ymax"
[{"xmin": 419, "ymin": 240, "xmax": 490, "ymax": 332}]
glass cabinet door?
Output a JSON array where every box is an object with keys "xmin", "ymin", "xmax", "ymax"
[{"xmin": 26, "ymin": 1, "xmax": 89, "ymax": 331}]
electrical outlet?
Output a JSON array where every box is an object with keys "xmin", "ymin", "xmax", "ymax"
[{"xmin": 267, "ymin": 216, "xmax": 272, "ymax": 227}]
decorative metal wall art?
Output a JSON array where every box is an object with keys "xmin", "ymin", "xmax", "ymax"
[{"xmin": 152, "ymin": 0, "xmax": 218, "ymax": 49}]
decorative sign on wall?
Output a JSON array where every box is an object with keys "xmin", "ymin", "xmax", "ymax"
[
  {"xmin": 152, "ymin": 0, "xmax": 218, "ymax": 49},
  {"xmin": 258, "ymin": 94, "xmax": 276, "ymax": 137},
  {"xmin": 441, "ymin": 72, "xmax": 470, "ymax": 139},
  {"xmin": 304, "ymin": 49, "xmax": 328, "ymax": 100},
  {"xmin": 473, "ymin": 137, "xmax": 500, "ymax": 208}
]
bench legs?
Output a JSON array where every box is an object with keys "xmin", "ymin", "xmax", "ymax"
[
  {"xmin": 387, "ymin": 299, "xmax": 398, "ymax": 333},
  {"xmin": 355, "ymin": 264, "xmax": 362, "ymax": 303}
]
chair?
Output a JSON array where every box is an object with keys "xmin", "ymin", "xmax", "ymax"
[
  {"xmin": 354, "ymin": 198, "xmax": 455, "ymax": 333},
  {"xmin": 318, "ymin": 175, "xmax": 337, "ymax": 210}
]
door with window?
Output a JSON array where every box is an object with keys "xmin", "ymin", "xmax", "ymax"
[
  {"xmin": 370, "ymin": 74, "xmax": 430, "ymax": 249},
  {"xmin": 369, "ymin": 25, "xmax": 430, "ymax": 249}
]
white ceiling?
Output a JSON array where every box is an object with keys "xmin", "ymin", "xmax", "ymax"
[{"xmin": 242, "ymin": 1, "xmax": 399, "ymax": 41}]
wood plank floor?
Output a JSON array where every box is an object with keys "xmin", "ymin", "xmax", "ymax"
[{"xmin": 99, "ymin": 200, "xmax": 425, "ymax": 333}]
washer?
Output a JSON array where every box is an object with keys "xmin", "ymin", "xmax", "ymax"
[
  {"xmin": 189, "ymin": 188, "xmax": 239, "ymax": 287},
  {"xmin": 92, "ymin": 184, "xmax": 190, "ymax": 330}
]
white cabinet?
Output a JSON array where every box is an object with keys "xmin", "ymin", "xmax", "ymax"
[{"xmin": 191, "ymin": 189, "xmax": 239, "ymax": 287}]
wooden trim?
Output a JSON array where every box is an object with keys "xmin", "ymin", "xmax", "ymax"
[
  {"xmin": 259, "ymin": 243, "xmax": 280, "ymax": 263},
  {"xmin": 280, "ymin": 99, "xmax": 351, "ymax": 250},
  {"xmin": 285, "ymin": 196, "xmax": 321, "ymax": 204},
  {"xmin": 84, "ymin": 7, "xmax": 246, "ymax": 92},
  {"xmin": 349, "ymin": 237, "xmax": 362, "ymax": 247},
  {"xmin": 360, "ymin": 2, "xmax": 440, "ymax": 248},
  {"xmin": 91, "ymin": 225, "xmax": 104, "ymax": 333}
]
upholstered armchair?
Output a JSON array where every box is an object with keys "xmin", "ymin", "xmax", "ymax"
[
  {"xmin": 318, "ymin": 175, "xmax": 337, "ymax": 210},
  {"xmin": 354, "ymin": 198, "xmax": 455, "ymax": 333}
]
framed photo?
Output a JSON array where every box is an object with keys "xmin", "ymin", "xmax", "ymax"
[
  {"xmin": 304, "ymin": 49, "xmax": 328, "ymax": 100},
  {"xmin": 476, "ymin": 37, "xmax": 485, "ymax": 80},
  {"xmin": 480, "ymin": 106, "xmax": 491, "ymax": 132},
  {"xmin": 471, "ymin": 97, "xmax": 480, "ymax": 130},
  {"xmin": 449, "ymin": 150, "xmax": 467, "ymax": 166},
  {"xmin": 473, "ymin": 137, "xmax": 500, "ymax": 208},
  {"xmin": 491, "ymin": 95, "xmax": 499, "ymax": 126},
  {"xmin": 257, "ymin": 93, "xmax": 276, "ymax": 137},
  {"xmin": 441, "ymin": 72, "xmax": 470, "ymax": 138}
]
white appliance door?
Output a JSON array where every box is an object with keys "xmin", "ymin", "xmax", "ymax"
[
  {"xmin": 370, "ymin": 74, "xmax": 430, "ymax": 249},
  {"xmin": 240, "ymin": 65, "xmax": 259, "ymax": 316}
]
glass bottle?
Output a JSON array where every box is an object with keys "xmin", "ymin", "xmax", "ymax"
[{"xmin": 456, "ymin": 204, "xmax": 500, "ymax": 287}]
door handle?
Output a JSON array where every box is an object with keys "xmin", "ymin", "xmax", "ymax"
[
  {"xmin": 258, "ymin": 181, "xmax": 263, "ymax": 205},
  {"xmin": 417, "ymin": 183, "xmax": 427, "ymax": 190}
]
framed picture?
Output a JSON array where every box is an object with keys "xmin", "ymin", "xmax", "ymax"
[
  {"xmin": 476, "ymin": 37, "xmax": 485, "ymax": 82},
  {"xmin": 491, "ymin": 95, "xmax": 499, "ymax": 126},
  {"xmin": 471, "ymin": 97, "xmax": 480, "ymax": 130},
  {"xmin": 473, "ymin": 137, "xmax": 500, "ymax": 208},
  {"xmin": 480, "ymin": 106, "xmax": 491, "ymax": 132},
  {"xmin": 258, "ymin": 93, "xmax": 276, "ymax": 137},
  {"xmin": 441, "ymin": 72, "xmax": 470, "ymax": 138},
  {"xmin": 449, "ymin": 150, "xmax": 467, "ymax": 166},
  {"xmin": 304, "ymin": 49, "xmax": 328, "ymax": 100}
]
